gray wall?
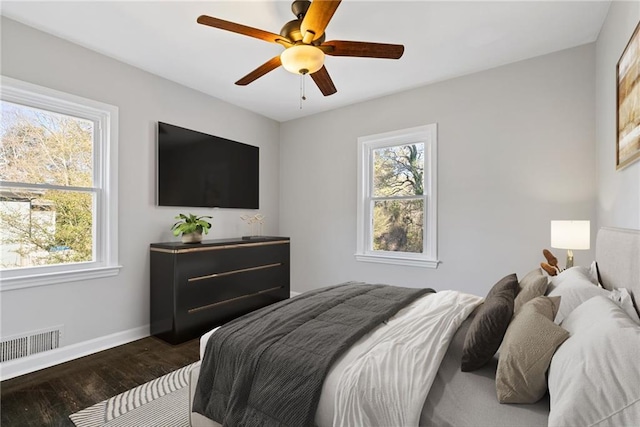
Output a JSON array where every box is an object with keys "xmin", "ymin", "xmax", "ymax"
[
  {"xmin": 0, "ymin": 17, "xmax": 281, "ymax": 346},
  {"xmin": 595, "ymin": 1, "xmax": 640, "ymax": 230},
  {"xmin": 279, "ymin": 44, "xmax": 597, "ymax": 296}
]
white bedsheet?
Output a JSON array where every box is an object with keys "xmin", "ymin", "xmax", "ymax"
[
  {"xmin": 198, "ymin": 290, "xmax": 482, "ymax": 427},
  {"xmin": 317, "ymin": 290, "xmax": 482, "ymax": 427}
]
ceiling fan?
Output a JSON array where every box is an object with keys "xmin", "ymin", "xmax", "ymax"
[{"xmin": 197, "ymin": 0, "xmax": 404, "ymax": 96}]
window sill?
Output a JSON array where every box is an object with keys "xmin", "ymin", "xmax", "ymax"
[
  {"xmin": 0, "ymin": 265, "xmax": 122, "ymax": 292},
  {"xmin": 354, "ymin": 253, "xmax": 440, "ymax": 268}
]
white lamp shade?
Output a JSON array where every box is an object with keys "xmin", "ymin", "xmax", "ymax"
[
  {"xmin": 551, "ymin": 220, "xmax": 590, "ymax": 250},
  {"xmin": 280, "ymin": 45, "xmax": 325, "ymax": 75}
]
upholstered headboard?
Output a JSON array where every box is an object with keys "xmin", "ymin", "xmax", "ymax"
[{"xmin": 596, "ymin": 227, "xmax": 640, "ymax": 307}]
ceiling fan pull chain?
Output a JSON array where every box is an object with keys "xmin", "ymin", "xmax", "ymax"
[
  {"xmin": 299, "ymin": 72, "xmax": 308, "ymax": 109},
  {"xmin": 302, "ymin": 73, "xmax": 307, "ymax": 101}
]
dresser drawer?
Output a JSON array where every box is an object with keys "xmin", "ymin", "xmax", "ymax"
[
  {"xmin": 177, "ymin": 262, "xmax": 287, "ymax": 311},
  {"xmin": 176, "ymin": 287, "xmax": 287, "ymax": 337},
  {"xmin": 175, "ymin": 242, "xmax": 289, "ymax": 279}
]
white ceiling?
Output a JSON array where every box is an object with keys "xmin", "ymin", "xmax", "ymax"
[{"xmin": 1, "ymin": 1, "xmax": 610, "ymax": 122}]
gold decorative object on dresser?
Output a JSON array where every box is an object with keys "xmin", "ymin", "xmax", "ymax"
[{"xmin": 150, "ymin": 237, "xmax": 290, "ymax": 344}]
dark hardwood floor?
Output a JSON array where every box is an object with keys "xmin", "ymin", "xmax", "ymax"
[{"xmin": 1, "ymin": 336, "xmax": 199, "ymax": 426}]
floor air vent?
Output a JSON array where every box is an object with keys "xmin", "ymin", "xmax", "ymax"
[{"xmin": 1, "ymin": 326, "xmax": 63, "ymax": 363}]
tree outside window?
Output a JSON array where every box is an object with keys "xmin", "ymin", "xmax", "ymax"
[
  {"xmin": 1, "ymin": 101, "xmax": 94, "ymax": 269},
  {"xmin": 372, "ymin": 143, "xmax": 424, "ymax": 253}
]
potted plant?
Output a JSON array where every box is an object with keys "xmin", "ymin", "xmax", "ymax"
[{"xmin": 171, "ymin": 213, "xmax": 212, "ymax": 243}]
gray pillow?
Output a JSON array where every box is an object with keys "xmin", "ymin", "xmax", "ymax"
[
  {"xmin": 461, "ymin": 274, "xmax": 518, "ymax": 372},
  {"xmin": 514, "ymin": 268, "xmax": 549, "ymax": 315},
  {"xmin": 496, "ymin": 296, "xmax": 569, "ymax": 403}
]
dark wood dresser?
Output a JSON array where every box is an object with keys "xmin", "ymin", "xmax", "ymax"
[{"xmin": 150, "ymin": 237, "xmax": 290, "ymax": 344}]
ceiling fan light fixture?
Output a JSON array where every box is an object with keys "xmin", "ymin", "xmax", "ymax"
[{"xmin": 280, "ymin": 44, "xmax": 325, "ymax": 75}]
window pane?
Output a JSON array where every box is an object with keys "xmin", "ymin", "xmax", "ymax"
[
  {"xmin": 0, "ymin": 101, "xmax": 93, "ymax": 187},
  {"xmin": 373, "ymin": 199, "xmax": 424, "ymax": 253},
  {"xmin": 373, "ymin": 143, "xmax": 424, "ymax": 197},
  {"xmin": 0, "ymin": 188, "xmax": 94, "ymax": 268}
]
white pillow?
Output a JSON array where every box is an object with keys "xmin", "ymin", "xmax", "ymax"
[
  {"xmin": 548, "ymin": 296, "xmax": 640, "ymax": 427},
  {"xmin": 547, "ymin": 267, "xmax": 610, "ymax": 324},
  {"xmin": 548, "ymin": 265, "xmax": 598, "ymax": 287},
  {"xmin": 608, "ymin": 288, "xmax": 640, "ymax": 324}
]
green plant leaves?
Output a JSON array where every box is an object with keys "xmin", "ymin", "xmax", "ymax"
[{"xmin": 170, "ymin": 213, "xmax": 213, "ymax": 235}]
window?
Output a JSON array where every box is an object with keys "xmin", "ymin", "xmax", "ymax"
[
  {"xmin": 356, "ymin": 124, "xmax": 438, "ymax": 268},
  {"xmin": 0, "ymin": 77, "xmax": 119, "ymax": 290}
]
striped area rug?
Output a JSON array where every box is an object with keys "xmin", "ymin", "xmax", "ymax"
[{"xmin": 69, "ymin": 362, "xmax": 198, "ymax": 427}]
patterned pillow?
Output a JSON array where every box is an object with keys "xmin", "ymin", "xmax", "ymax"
[
  {"xmin": 496, "ymin": 296, "xmax": 568, "ymax": 403},
  {"xmin": 513, "ymin": 268, "xmax": 548, "ymax": 315}
]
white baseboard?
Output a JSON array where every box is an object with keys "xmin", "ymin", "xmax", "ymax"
[
  {"xmin": 0, "ymin": 324, "xmax": 149, "ymax": 381},
  {"xmin": 290, "ymin": 291, "xmax": 301, "ymax": 297}
]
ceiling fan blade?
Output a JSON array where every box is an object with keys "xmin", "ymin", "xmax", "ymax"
[
  {"xmin": 300, "ymin": 0, "xmax": 341, "ymax": 43},
  {"xmin": 235, "ymin": 56, "xmax": 283, "ymax": 86},
  {"xmin": 310, "ymin": 66, "xmax": 337, "ymax": 96},
  {"xmin": 321, "ymin": 40, "xmax": 404, "ymax": 59},
  {"xmin": 197, "ymin": 15, "xmax": 292, "ymax": 46}
]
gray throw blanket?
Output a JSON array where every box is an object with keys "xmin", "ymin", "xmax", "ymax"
[{"xmin": 192, "ymin": 282, "xmax": 434, "ymax": 427}]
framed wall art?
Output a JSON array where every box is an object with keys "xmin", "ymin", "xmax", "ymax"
[{"xmin": 616, "ymin": 21, "xmax": 640, "ymax": 170}]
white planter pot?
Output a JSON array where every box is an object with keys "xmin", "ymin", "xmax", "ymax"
[{"xmin": 181, "ymin": 231, "xmax": 203, "ymax": 244}]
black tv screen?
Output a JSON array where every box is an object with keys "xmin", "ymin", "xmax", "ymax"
[{"xmin": 157, "ymin": 122, "xmax": 259, "ymax": 209}]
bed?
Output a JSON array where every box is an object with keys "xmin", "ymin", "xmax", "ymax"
[{"xmin": 188, "ymin": 227, "xmax": 640, "ymax": 427}]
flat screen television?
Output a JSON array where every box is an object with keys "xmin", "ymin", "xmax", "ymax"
[{"xmin": 157, "ymin": 122, "xmax": 259, "ymax": 209}]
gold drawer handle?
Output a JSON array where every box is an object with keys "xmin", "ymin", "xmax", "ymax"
[{"xmin": 188, "ymin": 262, "xmax": 282, "ymax": 282}]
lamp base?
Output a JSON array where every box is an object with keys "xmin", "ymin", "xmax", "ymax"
[{"xmin": 565, "ymin": 249, "xmax": 574, "ymax": 269}]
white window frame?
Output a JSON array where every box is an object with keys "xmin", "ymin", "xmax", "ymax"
[
  {"xmin": 355, "ymin": 124, "xmax": 439, "ymax": 268},
  {"xmin": 0, "ymin": 76, "xmax": 120, "ymax": 291}
]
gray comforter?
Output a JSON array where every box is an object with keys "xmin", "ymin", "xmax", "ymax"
[{"xmin": 192, "ymin": 282, "xmax": 433, "ymax": 427}]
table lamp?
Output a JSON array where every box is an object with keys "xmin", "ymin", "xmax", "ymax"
[{"xmin": 550, "ymin": 220, "xmax": 590, "ymax": 269}]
